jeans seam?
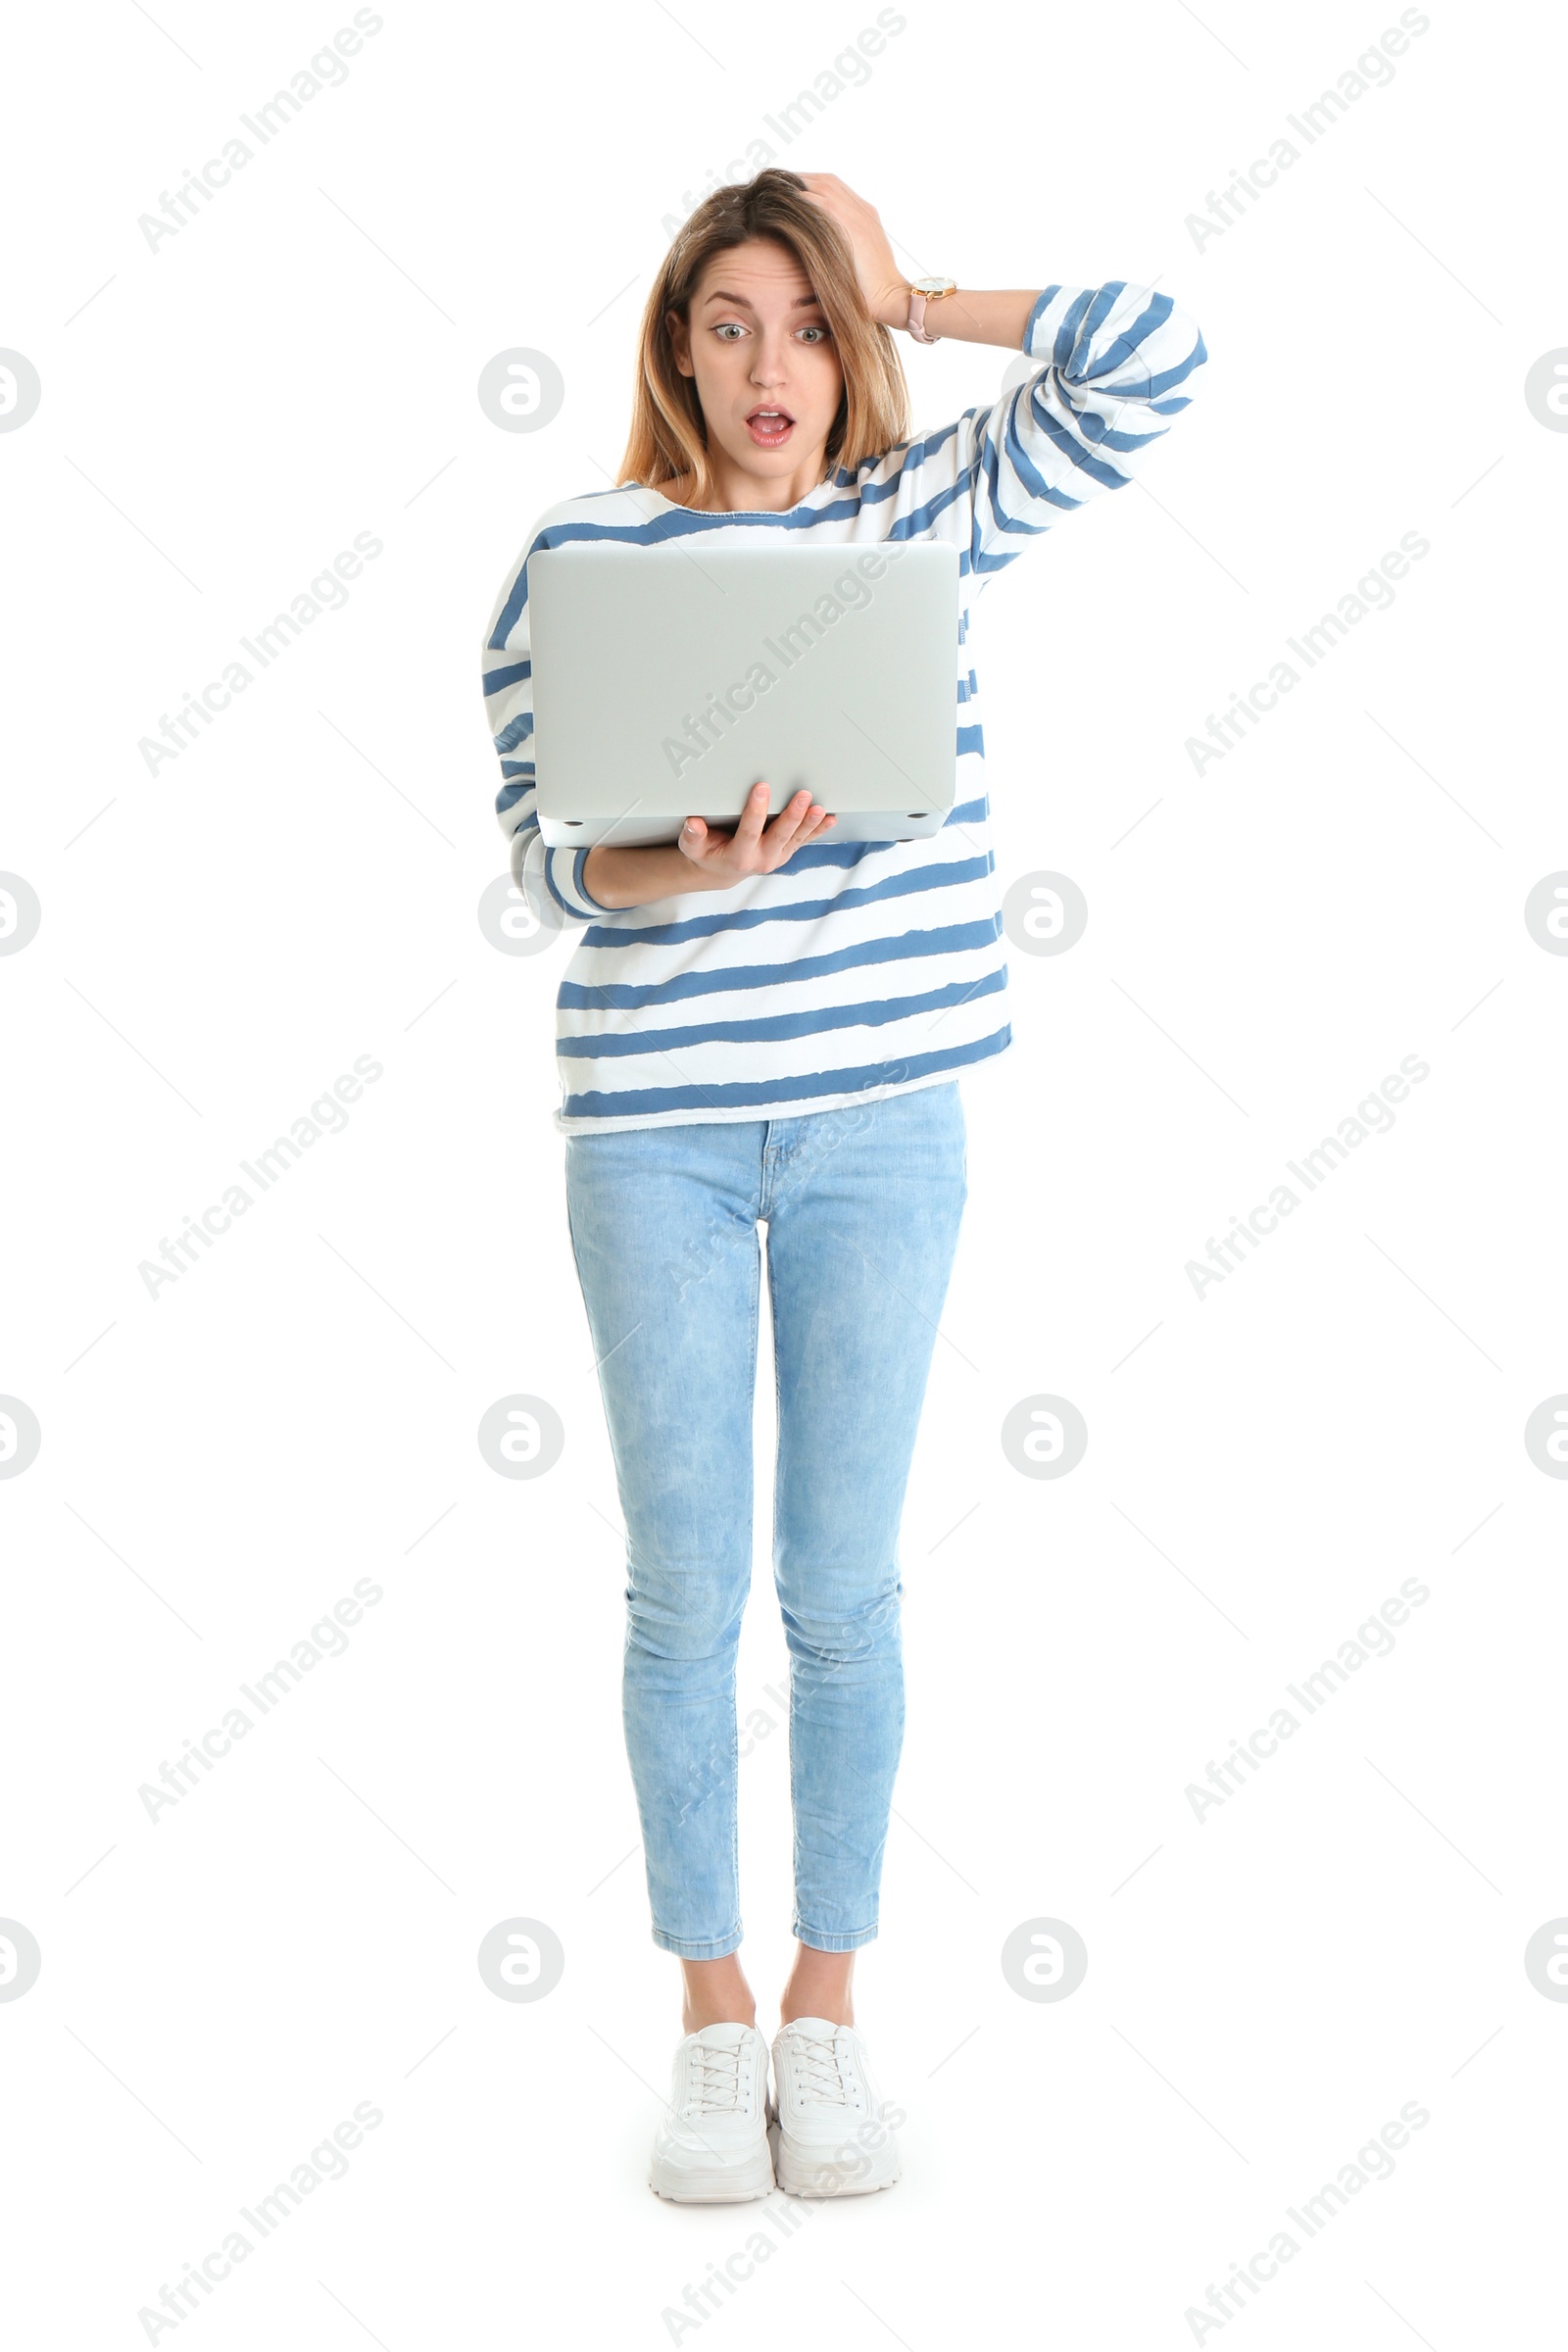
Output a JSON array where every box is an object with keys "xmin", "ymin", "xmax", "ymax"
[
  {"xmin": 766, "ymin": 1224, "xmax": 799, "ymax": 1916},
  {"xmin": 733, "ymin": 1221, "xmax": 760, "ymax": 1930}
]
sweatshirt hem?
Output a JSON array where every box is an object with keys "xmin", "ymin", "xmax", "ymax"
[{"xmin": 552, "ymin": 1037, "xmax": 1009, "ymax": 1137}]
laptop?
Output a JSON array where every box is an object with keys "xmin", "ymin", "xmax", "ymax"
[{"xmin": 526, "ymin": 538, "xmax": 958, "ymax": 847}]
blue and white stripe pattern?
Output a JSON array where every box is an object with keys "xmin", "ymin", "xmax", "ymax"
[{"xmin": 482, "ymin": 281, "xmax": 1205, "ymax": 1133}]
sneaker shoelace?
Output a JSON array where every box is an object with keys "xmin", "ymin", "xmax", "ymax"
[
  {"xmin": 687, "ymin": 2036, "xmax": 747, "ymax": 2117},
  {"xmin": 791, "ymin": 2030, "xmax": 854, "ymax": 2108}
]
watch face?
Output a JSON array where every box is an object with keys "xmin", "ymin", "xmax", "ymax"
[{"xmin": 914, "ymin": 278, "xmax": 951, "ymax": 297}]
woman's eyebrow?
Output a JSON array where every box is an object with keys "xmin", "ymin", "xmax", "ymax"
[{"xmin": 700, "ymin": 289, "xmax": 824, "ymax": 310}]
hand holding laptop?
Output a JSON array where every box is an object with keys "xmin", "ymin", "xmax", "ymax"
[{"xmin": 584, "ymin": 781, "xmax": 837, "ymax": 909}]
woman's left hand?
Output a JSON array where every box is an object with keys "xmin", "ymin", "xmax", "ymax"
[{"xmin": 796, "ymin": 173, "xmax": 910, "ymax": 330}]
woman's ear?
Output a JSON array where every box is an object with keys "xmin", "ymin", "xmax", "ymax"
[{"xmin": 666, "ymin": 309, "xmax": 692, "ymax": 378}]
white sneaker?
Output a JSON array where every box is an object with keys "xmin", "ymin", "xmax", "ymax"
[
  {"xmin": 769, "ymin": 2017, "xmax": 903, "ymax": 2197},
  {"xmin": 650, "ymin": 2023, "xmax": 775, "ymax": 2203}
]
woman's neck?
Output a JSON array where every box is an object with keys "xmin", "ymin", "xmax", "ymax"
[{"xmin": 660, "ymin": 462, "xmax": 825, "ymax": 515}]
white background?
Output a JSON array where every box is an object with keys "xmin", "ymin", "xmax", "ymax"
[{"xmin": 4, "ymin": 0, "xmax": 1566, "ymax": 2343}]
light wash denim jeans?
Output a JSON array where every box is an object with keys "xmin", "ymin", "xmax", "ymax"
[{"xmin": 564, "ymin": 1079, "xmax": 968, "ymax": 1958}]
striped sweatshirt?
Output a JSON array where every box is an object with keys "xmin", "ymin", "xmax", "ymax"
[{"xmin": 482, "ymin": 280, "xmax": 1206, "ymax": 1134}]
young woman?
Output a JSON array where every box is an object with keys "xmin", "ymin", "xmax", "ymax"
[{"xmin": 481, "ymin": 170, "xmax": 1204, "ymax": 2202}]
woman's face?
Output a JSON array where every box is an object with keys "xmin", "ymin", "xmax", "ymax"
[{"xmin": 667, "ymin": 237, "xmax": 845, "ymax": 496}]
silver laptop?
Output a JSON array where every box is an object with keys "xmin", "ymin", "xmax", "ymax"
[{"xmin": 527, "ymin": 538, "xmax": 958, "ymax": 847}]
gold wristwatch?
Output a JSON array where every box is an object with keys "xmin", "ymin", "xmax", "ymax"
[{"xmin": 906, "ymin": 276, "xmax": 956, "ymax": 343}]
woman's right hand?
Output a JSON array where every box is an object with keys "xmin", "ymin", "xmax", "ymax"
[
  {"xmin": 580, "ymin": 786, "xmax": 836, "ymax": 908},
  {"xmin": 677, "ymin": 782, "xmax": 836, "ymax": 881}
]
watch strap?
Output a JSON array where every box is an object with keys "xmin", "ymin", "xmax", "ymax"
[{"xmin": 906, "ymin": 279, "xmax": 954, "ymax": 345}]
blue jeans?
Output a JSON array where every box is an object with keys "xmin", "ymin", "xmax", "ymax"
[{"xmin": 564, "ymin": 1080, "xmax": 968, "ymax": 1958}]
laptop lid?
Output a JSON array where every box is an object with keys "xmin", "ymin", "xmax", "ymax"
[{"xmin": 526, "ymin": 538, "xmax": 958, "ymax": 847}]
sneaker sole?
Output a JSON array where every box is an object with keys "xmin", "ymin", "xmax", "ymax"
[
  {"xmin": 769, "ymin": 2122, "xmax": 901, "ymax": 2199},
  {"xmin": 650, "ymin": 2147, "xmax": 775, "ymax": 2204}
]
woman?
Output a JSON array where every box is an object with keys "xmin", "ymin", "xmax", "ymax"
[{"xmin": 481, "ymin": 170, "xmax": 1204, "ymax": 2202}]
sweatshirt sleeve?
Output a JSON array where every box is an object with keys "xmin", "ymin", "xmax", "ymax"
[
  {"xmin": 481, "ymin": 517, "xmax": 612, "ymax": 927},
  {"xmin": 950, "ymin": 281, "xmax": 1206, "ymax": 591}
]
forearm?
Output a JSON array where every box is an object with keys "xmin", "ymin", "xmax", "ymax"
[
  {"xmin": 877, "ymin": 282, "xmax": 1041, "ymax": 350},
  {"xmin": 583, "ymin": 840, "xmax": 722, "ymax": 908}
]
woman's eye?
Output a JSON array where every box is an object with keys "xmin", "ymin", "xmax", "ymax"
[{"xmin": 710, "ymin": 321, "xmax": 829, "ymax": 343}]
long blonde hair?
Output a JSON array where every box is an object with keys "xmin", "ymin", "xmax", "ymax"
[{"xmin": 616, "ymin": 169, "xmax": 910, "ymax": 509}]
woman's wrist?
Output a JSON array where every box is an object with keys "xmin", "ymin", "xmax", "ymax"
[{"xmin": 583, "ymin": 840, "xmax": 722, "ymax": 909}]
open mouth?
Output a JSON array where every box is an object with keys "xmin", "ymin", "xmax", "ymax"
[{"xmin": 745, "ymin": 406, "xmax": 795, "ymax": 448}]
